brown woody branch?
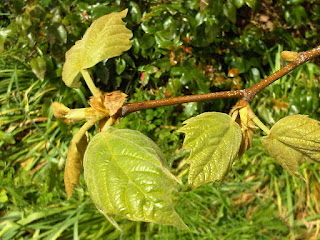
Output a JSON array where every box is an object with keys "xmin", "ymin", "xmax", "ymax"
[{"xmin": 121, "ymin": 46, "xmax": 320, "ymax": 117}]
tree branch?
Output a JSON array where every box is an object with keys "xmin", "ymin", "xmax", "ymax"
[
  {"xmin": 121, "ymin": 46, "xmax": 320, "ymax": 117},
  {"xmin": 121, "ymin": 90, "xmax": 245, "ymax": 116},
  {"xmin": 244, "ymin": 45, "xmax": 320, "ymax": 101}
]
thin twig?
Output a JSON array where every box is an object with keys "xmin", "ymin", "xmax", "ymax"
[
  {"xmin": 244, "ymin": 45, "xmax": 320, "ymax": 101},
  {"xmin": 122, "ymin": 90, "xmax": 244, "ymax": 116},
  {"xmin": 121, "ymin": 45, "xmax": 320, "ymax": 117}
]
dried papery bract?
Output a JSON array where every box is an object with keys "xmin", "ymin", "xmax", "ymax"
[
  {"xmin": 88, "ymin": 91, "xmax": 128, "ymax": 130},
  {"xmin": 230, "ymin": 100, "xmax": 257, "ymax": 158},
  {"xmin": 88, "ymin": 91, "xmax": 127, "ymax": 117},
  {"xmin": 88, "ymin": 92, "xmax": 109, "ymax": 115},
  {"xmin": 103, "ymin": 91, "xmax": 127, "ymax": 116}
]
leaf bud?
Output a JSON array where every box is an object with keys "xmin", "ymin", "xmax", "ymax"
[{"xmin": 281, "ymin": 51, "xmax": 299, "ymax": 62}]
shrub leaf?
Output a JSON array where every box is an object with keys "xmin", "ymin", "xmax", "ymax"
[
  {"xmin": 261, "ymin": 115, "xmax": 320, "ymax": 178},
  {"xmin": 30, "ymin": 57, "xmax": 47, "ymax": 81},
  {"xmin": 179, "ymin": 112, "xmax": 242, "ymax": 189},
  {"xmin": 62, "ymin": 9, "xmax": 133, "ymax": 88},
  {"xmin": 83, "ymin": 127, "xmax": 187, "ymax": 229}
]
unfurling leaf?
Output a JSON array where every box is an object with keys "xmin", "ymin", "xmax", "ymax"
[
  {"xmin": 83, "ymin": 127, "xmax": 187, "ymax": 230},
  {"xmin": 261, "ymin": 115, "xmax": 320, "ymax": 178},
  {"xmin": 52, "ymin": 102, "xmax": 72, "ymax": 124},
  {"xmin": 51, "ymin": 102, "xmax": 70, "ymax": 118},
  {"xmin": 179, "ymin": 112, "xmax": 242, "ymax": 189},
  {"xmin": 62, "ymin": 9, "xmax": 133, "ymax": 88},
  {"xmin": 52, "ymin": 102, "xmax": 91, "ymax": 124},
  {"xmin": 65, "ymin": 132, "xmax": 89, "ymax": 198}
]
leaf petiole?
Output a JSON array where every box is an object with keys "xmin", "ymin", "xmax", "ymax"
[
  {"xmin": 252, "ymin": 116, "xmax": 270, "ymax": 135},
  {"xmin": 101, "ymin": 117, "xmax": 117, "ymax": 132},
  {"xmin": 80, "ymin": 69, "xmax": 101, "ymax": 96}
]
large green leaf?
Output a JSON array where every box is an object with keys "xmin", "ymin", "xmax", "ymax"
[
  {"xmin": 179, "ymin": 112, "xmax": 242, "ymax": 189},
  {"xmin": 261, "ymin": 115, "xmax": 320, "ymax": 178},
  {"xmin": 62, "ymin": 9, "xmax": 133, "ymax": 88},
  {"xmin": 83, "ymin": 127, "xmax": 187, "ymax": 229}
]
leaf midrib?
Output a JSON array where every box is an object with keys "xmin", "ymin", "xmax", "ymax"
[{"xmin": 100, "ymin": 132, "xmax": 171, "ymax": 216}]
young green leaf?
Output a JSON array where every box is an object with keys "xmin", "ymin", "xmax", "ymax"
[
  {"xmin": 62, "ymin": 9, "xmax": 133, "ymax": 88},
  {"xmin": 261, "ymin": 115, "xmax": 320, "ymax": 178},
  {"xmin": 83, "ymin": 127, "xmax": 188, "ymax": 230},
  {"xmin": 179, "ymin": 112, "xmax": 242, "ymax": 189}
]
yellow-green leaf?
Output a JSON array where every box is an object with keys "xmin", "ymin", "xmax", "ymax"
[
  {"xmin": 62, "ymin": 9, "xmax": 133, "ymax": 88},
  {"xmin": 62, "ymin": 42, "xmax": 83, "ymax": 88},
  {"xmin": 84, "ymin": 127, "xmax": 187, "ymax": 229},
  {"xmin": 64, "ymin": 132, "xmax": 88, "ymax": 198},
  {"xmin": 261, "ymin": 115, "xmax": 320, "ymax": 178},
  {"xmin": 179, "ymin": 112, "xmax": 242, "ymax": 189}
]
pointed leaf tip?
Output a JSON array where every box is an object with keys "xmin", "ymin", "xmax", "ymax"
[
  {"xmin": 62, "ymin": 9, "xmax": 133, "ymax": 88},
  {"xmin": 179, "ymin": 112, "xmax": 242, "ymax": 189},
  {"xmin": 261, "ymin": 115, "xmax": 320, "ymax": 178}
]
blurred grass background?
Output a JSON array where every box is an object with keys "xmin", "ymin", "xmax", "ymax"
[{"xmin": 1, "ymin": 0, "xmax": 320, "ymax": 239}]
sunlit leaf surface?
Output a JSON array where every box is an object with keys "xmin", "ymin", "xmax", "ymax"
[
  {"xmin": 62, "ymin": 9, "xmax": 132, "ymax": 88},
  {"xmin": 261, "ymin": 115, "xmax": 320, "ymax": 178},
  {"xmin": 179, "ymin": 112, "xmax": 242, "ymax": 189},
  {"xmin": 83, "ymin": 127, "xmax": 187, "ymax": 229}
]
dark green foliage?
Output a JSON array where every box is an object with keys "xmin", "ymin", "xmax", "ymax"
[{"xmin": 1, "ymin": 0, "xmax": 320, "ymax": 239}]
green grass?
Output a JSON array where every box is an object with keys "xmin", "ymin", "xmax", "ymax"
[{"xmin": 1, "ymin": 47, "xmax": 320, "ymax": 240}]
